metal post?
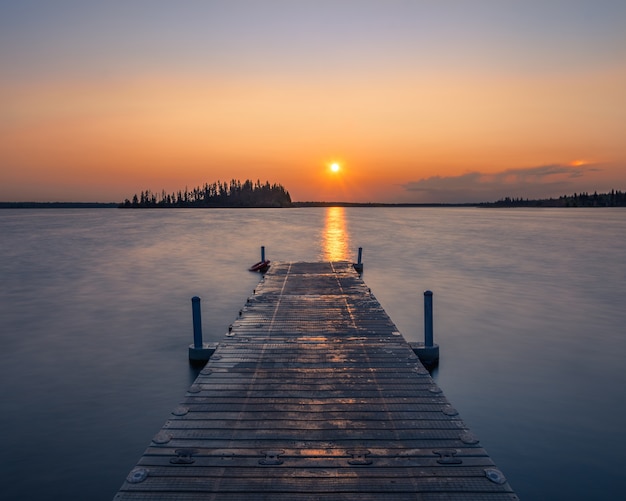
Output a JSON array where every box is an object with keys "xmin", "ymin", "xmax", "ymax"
[
  {"xmin": 261, "ymin": 246, "xmax": 266, "ymax": 262},
  {"xmin": 353, "ymin": 247, "xmax": 364, "ymax": 272},
  {"xmin": 424, "ymin": 290, "xmax": 433, "ymax": 347},
  {"xmin": 191, "ymin": 296, "xmax": 203, "ymax": 349}
]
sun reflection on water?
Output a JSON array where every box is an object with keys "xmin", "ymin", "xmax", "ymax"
[{"xmin": 322, "ymin": 206, "xmax": 351, "ymax": 261}]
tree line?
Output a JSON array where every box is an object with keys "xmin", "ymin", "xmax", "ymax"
[
  {"xmin": 481, "ymin": 190, "xmax": 626, "ymax": 208},
  {"xmin": 120, "ymin": 179, "xmax": 292, "ymax": 208}
]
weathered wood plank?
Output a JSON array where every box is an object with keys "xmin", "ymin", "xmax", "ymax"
[{"xmin": 115, "ymin": 261, "xmax": 515, "ymax": 500}]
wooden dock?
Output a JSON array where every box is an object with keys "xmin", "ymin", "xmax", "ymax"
[{"xmin": 115, "ymin": 262, "xmax": 517, "ymax": 500}]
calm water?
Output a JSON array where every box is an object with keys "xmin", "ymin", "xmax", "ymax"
[{"xmin": 1, "ymin": 207, "xmax": 625, "ymax": 500}]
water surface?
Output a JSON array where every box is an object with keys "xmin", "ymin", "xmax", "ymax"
[{"xmin": 1, "ymin": 207, "xmax": 625, "ymax": 500}]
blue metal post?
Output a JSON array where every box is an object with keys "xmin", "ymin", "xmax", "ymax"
[
  {"xmin": 424, "ymin": 290, "xmax": 434, "ymax": 347},
  {"xmin": 353, "ymin": 247, "xmax": 364, "ymax": 272},
  {"xmin": 261, "ymin": 246, "xmax": 266, "ymax": 262},
  {"xmin": 191, "ymin": 296, "xmax": 203, "ymax": 349}
]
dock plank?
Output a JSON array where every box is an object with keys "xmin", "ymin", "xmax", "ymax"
[{"xmin": 115, "ymin": 261, "xmax": 516, "ymax": 500}]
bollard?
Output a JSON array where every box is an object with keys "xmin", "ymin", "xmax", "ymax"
[
  {"xmin": 424, "ymin": 290, "xmax": 434, "ymax": 347},
  {"xmin": 261, "ymin": 246, "xmax": 265, "ymax": 262},
  {"xmin": 191, "ymin": 296, "xmax": 203, "ymax": 349},
  {"xmin": 353, "ymin": 247, "xmax": 364, "ymax": 272},
  {"xmin": 410, "ymin": 290, "xmax": 439, "ymax": 368},
  {"xmin": 189, "ymin": 296, "xmax": 217, "ymax": 362}
]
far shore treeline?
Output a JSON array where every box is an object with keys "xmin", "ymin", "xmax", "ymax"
[
  {"xmin": 118, "ymin": 184, "xmax": 624, "ymax": 208},
  {"xmin": 1, "ymin": 187, "xmax": 626, "ymax": 209},
  {"xmin": 120, "ymin": 179, "xmax": 292, "ymax": 208},
  {"xmin": 479, "ymin": 189, "xmax": 626, "ymax": 208}
]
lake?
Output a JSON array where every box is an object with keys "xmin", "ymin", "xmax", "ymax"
[{"xmin": 1, "ymin": 207, "xmax": 625, "ymax": 500}]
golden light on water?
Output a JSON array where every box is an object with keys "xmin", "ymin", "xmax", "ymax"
[{"xmin": 322, "ymin": 206, "xmax": 350, "ymax": 261}]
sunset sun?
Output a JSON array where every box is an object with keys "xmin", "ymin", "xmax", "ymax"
[{"xmin": 330, "ymin": 162, "xmax": 341, "ymax": 173}]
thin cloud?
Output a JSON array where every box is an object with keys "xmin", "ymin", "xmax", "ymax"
[{"xmin": 402, "ymin": 164, "xmax": 599, "ymax": 203}]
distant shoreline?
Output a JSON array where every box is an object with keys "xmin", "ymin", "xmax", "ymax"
[
  {"xmin": 0, "ymin": 202, "xmax": 119, "ymax": 209},
  {"xmin": 2, "ymin": 190, "xmax": 625, "ymax": 209},
  {"xmin": 2, "ymin": 202, "xmax": 625, "ymax": 209}
]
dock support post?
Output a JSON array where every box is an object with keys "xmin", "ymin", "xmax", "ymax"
[
  {"xmin": 410, "ymin": 290, "xmax": 439, "ymax": 367},
  {"xmin": 261, "ymin": 246, "xmax": 265, "ymax": 262},
  {"xmin": 192, "ymin": 296, "xmax": 202, "ymax": 348},
  {"xmin": 424, "ymin": 290, "xmax": 434, "ymax": 347},
  {"xmin": 188, "ymin": 296, "xmax": 217, "ymax": 363},
  {"xmin": 354, "ymin": 247, "xmax": 364, "ymax": 272}
]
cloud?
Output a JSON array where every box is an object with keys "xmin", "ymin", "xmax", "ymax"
[{"xmin": 402, "ymin": 164, "xmax": 600, "ymax": 203}]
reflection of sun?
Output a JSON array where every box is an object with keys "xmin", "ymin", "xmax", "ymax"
[
  {"xmin": 322, "ymin": 206, "xmax": 350, "ymax": 261},
  {"xmin": 330, "ymin": 162, "xmax": 340, "ymax": 173}
]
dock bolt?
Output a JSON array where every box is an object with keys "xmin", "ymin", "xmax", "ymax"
[{"xmin": 126, "ymin": 468, "xmax": 148, "ymax": 483}]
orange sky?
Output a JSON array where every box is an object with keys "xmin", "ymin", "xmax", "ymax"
[{"xmin": 1, "ymin": 2, "xmax": 625, "ymax": 203}]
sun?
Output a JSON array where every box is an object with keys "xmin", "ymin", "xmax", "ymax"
[{"xmin": 330, "ymin": 162, "xmax": 341, "ymax": 173}]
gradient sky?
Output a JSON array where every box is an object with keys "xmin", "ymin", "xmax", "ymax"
[{"xmin": 1, "ymin": 1, "xmax": 625, "ymax": 203}]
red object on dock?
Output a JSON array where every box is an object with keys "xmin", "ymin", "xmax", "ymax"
[{"xmin": 249, "ymin": 259, "xmax": 270, "ymax": 272}]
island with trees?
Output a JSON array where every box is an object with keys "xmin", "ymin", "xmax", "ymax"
[{"xmin": 120, "ymin": 179, "xmax": 292, "ymax": 208}]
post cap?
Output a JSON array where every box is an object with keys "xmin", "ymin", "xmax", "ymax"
[{"xmin": 424, "ymin": 290, "xmax": 433, "ymax": 296}]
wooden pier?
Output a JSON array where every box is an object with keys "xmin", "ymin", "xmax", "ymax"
[{"xmin": 116, "ymin": 261, "xmax": 516, "ymax": 500}]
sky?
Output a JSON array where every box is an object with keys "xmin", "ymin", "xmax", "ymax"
[{"xmin": 1, "ymin": 1, "xmax": 625, "ymax": 203}]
